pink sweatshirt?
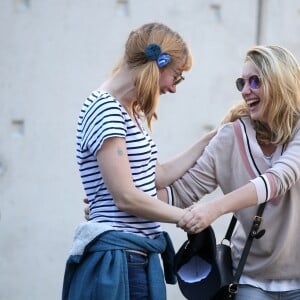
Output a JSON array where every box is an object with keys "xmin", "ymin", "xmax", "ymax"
[{"xmin": 170, "ymin": 117, "xmax": 300, "ymax": 280}]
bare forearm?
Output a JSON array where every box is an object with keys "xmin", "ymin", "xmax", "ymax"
[
  {"xmin": 156, "ymin": 129, "xmax": 216, "ymax": 188},
  {"xmin": 115, "ymin": 188, "xmax": 185, "ymax": 223},
  {"xmin": 177, "ymin": 182, "xmax": 258, "ymax": 233},
  {"xmin": 214, "ymin": 182, "xmax": 258, "ymax": 215}
]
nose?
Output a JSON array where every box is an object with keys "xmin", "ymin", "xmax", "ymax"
[{"xmin": 241, "ymin": 82, "xmax": 252, "ymax": 96}]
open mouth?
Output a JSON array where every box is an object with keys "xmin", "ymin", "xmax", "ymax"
[{"xmin": 247, "ymin": 99, "xmax": 260, "ymax": 108}]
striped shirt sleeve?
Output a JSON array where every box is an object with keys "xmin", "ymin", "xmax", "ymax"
[{"xmin": 79, "ymin": 95, "xmax": 126, "ymax": 156}]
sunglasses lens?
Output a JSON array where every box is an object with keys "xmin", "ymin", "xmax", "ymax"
[
  {"xmin": 249, "ymin": 75, "xmax": 260, "ymax": 89},
  {"xmin": 236, "ymin": 78, "xmax": 245, "ymax": 91},
  {"xmin": 235, "ymin": 76, "xmax": 260, "ymax": 91}
]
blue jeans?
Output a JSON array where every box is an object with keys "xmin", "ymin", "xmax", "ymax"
[
  {"xmin": 235, "ymin": 284, "xmax": 300, "ymax": 300},
  {"xmin": 126, "ymin": 251, "xmax": 149, "ymax": 300}
]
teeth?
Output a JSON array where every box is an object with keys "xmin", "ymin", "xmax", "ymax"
[{"xmin": 247, "ymin": 99, "xmax": 259, "ymax": 105}]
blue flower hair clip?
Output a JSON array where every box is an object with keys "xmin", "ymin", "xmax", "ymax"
[
  {"xmin": 157, "ymin": 53, "xmax": 171, "ymax": 68},
  {"xmin": 144, "ymin": 43, "xmax": 171, "ymax": 68}
]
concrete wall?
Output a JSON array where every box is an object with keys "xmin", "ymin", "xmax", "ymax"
[{"xmin": 0, "ymin": 0, "xmax": 300, "ymax": 299}]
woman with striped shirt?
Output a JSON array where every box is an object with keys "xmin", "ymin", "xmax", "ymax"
[{"xmin": 62, "ymin": 22, "xmax": 211, "ymax": 300}]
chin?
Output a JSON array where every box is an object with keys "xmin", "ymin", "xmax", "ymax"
[{"xmin": 250, "ymin": 109, "xmax": 265, "ymax": 122}]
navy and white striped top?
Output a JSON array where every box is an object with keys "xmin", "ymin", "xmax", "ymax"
[{"xmin": 76, "ymin": 90, "xmax": 162, "ymax": 238}]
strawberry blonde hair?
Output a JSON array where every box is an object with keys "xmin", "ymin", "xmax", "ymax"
[{"xmin": 113, "ymin": 23, "xmax": 192, "ymax": 130}]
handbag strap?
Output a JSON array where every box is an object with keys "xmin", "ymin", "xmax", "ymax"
[
  {"xmin": 222, "ymin": 202, "xmax": 267, "ymax": 297},
  {"xmin": 224, "ymin": 214, "xmax": 237, "ymax": 241},
  {"xmin": 226, "ymin": 119, "xmax": 272, "ymax": 292},
  {"xmin": 233, "ymin": 202, "xmax": 266, "ymax": 282}
]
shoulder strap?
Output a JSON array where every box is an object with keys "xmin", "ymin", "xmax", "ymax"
[
  {"xmin": 224, "ymin": 215, "xmax": 237, "ymax": 241},
  {"xmin": 226, "ymin": 117, "xmax": 268, "ymax": 283},
  {"xmin": 222, "ymin": 203, "xmax": 266, "ymax": 296},
  {"xmin": 224, "ymin": 200, "xmax": 266, "ymax": 242},
  {"xmin": 233, "ymin": 202, "xmax": 266, "ymax": 282}
]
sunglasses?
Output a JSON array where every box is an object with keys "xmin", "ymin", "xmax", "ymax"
[
  {"xmin": 235, "ymin": 75, "xmax": 261, "ymax": 92},
  {"xmin": 174, "ymin": 73, "xmax": 185, "ymax": 85}
]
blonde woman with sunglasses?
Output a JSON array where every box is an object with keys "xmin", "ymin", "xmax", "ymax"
[{"xmin": 167, "ymin": 45, "xmax": 300, "ymax": 299}]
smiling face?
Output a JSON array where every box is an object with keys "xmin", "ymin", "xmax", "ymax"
[
  {"xmin": 158, "ymin": 66, "xmax": 184, "ymax": 95},
  {"xmin": 240, "ymin": 60, "xmax": 267, "ymax": 122}
]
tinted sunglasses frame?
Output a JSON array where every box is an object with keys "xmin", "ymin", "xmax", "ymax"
[{"xmin": 235, "ymin": 75, "xmax": 261, "ymax": 92}]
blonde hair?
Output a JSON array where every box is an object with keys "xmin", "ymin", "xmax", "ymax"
[
  {"xmin": 223, "ymin": 45, "xmax": 300, "ymax": 145},
  {"xmin": 114, "ymin": 23, "xmax": 192, "ymax": 129}
]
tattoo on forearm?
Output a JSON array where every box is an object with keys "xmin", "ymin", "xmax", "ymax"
[{"xmin": 117, "ymin": 147, "xmax": 123, "ymax": 156}]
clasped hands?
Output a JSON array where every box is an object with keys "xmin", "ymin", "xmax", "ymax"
[
  {"xmin": 83, "ymin": 198, "xmax": 217, "ymax": 235},
  {"xmin": 177, "ymin": 201, "xmax": 218, "ymax": 234}
]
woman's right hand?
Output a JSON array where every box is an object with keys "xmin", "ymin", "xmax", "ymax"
[{"xmin": 83, "ymin": 197, "xmax": 89, "ymax": 220}]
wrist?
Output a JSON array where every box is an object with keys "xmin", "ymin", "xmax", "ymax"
[{"xmin": 176, "ymin": 205, "xmax": 193, "ymax": 226}]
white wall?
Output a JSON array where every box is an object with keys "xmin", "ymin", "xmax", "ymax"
[{"xmin": 1, "ymin": 0, "xmax": 300, "ymax": 299}]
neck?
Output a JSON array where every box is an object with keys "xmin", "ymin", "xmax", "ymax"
[
  {"xmin": 100, "ymin": 65, "xmax": 136, "ymax": 115},
  {"xmin": 260, "ymin": 143, "xmax": 276, "ymax": 157}
]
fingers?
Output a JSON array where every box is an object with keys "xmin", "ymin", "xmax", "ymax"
[
  {"xmin": 184, "ymin": 221, "xmax": 201, "ymax": 234},
  {"xmin": 177, "ymin": 204, "xmax": 207, "ymax": 233},
  {"xmin": 188, "ymin": 223, "xmax": 200, "ymax": 234},
  {"xmin": 176, "ymin": 205, "xmax": 194, "ymax": 227},
  {"xmin": 177, "ymin": 212, "xmax": 199, "ymax": 233},
  {"xmin": 83, "ymin": 197, "xmax": 90, "ymax": 221},
  {"xmin": 84, "ymin": 206, "xmax": 90, "ymax": 221},
  {"xmin": 176, "ymin": 209, "xmax": 191, "ymax": 228},
  {"xmin": 177, "ymin": 206, "xmax": 198, "ymax": 228}
]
